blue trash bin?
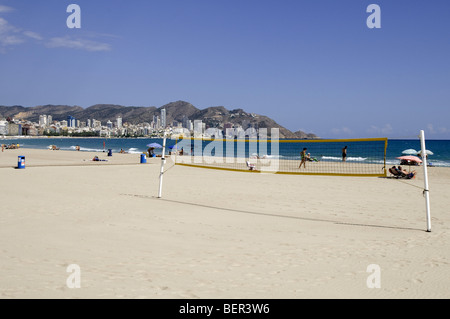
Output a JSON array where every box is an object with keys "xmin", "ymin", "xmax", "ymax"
[
  {"xmin": 108, "ymin": 149, "xmax": 112, "ymax": 157},
  {"xmin": 18, "ymin": 156, "xmax": 25, "ymax": 169},
  {"xmin": 140, "ymin": 153, "xmax": 147, "ymax": 164}
]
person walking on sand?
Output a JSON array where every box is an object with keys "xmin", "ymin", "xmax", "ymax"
[
  {"xmin": 299, "ymin": 148, "xmax": 307, "ymax": 169},
  {"xmin": 342, "ymin": 146, "xmax": 348, "ymax": 162}
]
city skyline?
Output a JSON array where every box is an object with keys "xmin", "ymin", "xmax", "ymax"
[
  {"xmin": 0, "ymin": 107, "xmax": 267, "ymax": 139},
  {"xmin": 1, "ymin": 1, "xmax": 449, "ymax": 138}
]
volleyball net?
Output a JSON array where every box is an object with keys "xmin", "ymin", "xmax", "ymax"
[{"xmin": 171, "ymin": 135, "xmax": 388, "ymax": 177}]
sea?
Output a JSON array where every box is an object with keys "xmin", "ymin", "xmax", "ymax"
[{"xmin": 2, "ymin": 137, "xmax": 450, "ymax": 167}]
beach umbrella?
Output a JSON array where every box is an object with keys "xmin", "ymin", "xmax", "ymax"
[
  {"xmin": 402, "ymin": 149, "xmax": 418, "ymax": 155},
  {"xmin": 417, "ymin": 150, "xmax": 434, "ymax": 156},
  {"xmin": 396, "ymin": 155, "xmax": 423, "ymax": 164},
  {"xmin": 147, "ymin": 143, "xmax": 162, "ymax": 148}
]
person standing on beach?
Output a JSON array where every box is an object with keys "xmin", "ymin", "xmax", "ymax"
[
  {"xmin": 342, "ymin": 146, "xmax": 348, "ymax": 162},
  {"xmin": 299, "ymin": 148, "xmax": 307, "ymax": 168}
]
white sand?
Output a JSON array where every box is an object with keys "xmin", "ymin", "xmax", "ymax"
[{"xmin": 1, "ymin": 148, "xmax": 449, "ymax": 298}]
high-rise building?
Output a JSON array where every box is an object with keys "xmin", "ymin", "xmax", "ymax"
[
  {"xmin": 187, "ymin": 120, "xmax": 193, "ymax": 131},
  {"xmin": 93, "ymin": 120, "xmax": 101, "ymax": 128},
  {"xmin": 182, "ymin": 115, "xmax": 190, "ymax": 129},
  {"xmin": 67, "ymin": 116, "xmax": 76, "ymax": 128},
  {"xmin": 194, "ymin": 120, "xmax": 203, "ymax": 136},
  {"xmin": 47, "ymin": 115, "xmax": 52, "ymax": 125},
  {"xmin": 8, "ymin": 123, "xmax": 22, "ymax": 136},
  {"xmin": 116, "ymin": 116, "xmax": 122, "ymax": 128},
  {"xmin": 0, "ymin": 120, "xmax": 8, "ymax": 135},
  {"xmin": 87, "ymin": 119, "xmax": 91, "ymax": 128},
  {"xmin": 161, "ymin": 109, "xmax": 166, "ymax": 129},
  {"xmin": 39, "ymin": 115, "xmax": 47, "ymax": 127}
]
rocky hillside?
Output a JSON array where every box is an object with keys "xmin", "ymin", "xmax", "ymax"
[{"xmin": 0, "ymin": 101, "xmax": 317, "ymax": 138}]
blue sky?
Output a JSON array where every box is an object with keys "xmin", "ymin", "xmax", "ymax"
[{"xmin": 0, "ymin": 0, "xmax": 449, "ymax": 138}]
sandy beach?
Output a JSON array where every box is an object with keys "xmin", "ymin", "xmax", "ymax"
[{"xmin": 1, "ymin": 148, "xmax": 449, "ymax": 299}]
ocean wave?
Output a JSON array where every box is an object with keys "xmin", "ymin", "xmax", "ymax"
[
  {"xmin": 321, "ymin": 156, "xmax": 367, "ymax": 162},
  {"xmin": 127, "ymin": 148, "xmax": 142, "ymax": 154},
  {"xmin": 257, "ymin": 154, "xmax": 284, "ymax": 159},
  {"xmin": 67, "ymin": 145, "xmax": 105, "ymax": 152},
  {"xmin": 372, "ymin": 159, "xmax": 399, "ymax": 165}
]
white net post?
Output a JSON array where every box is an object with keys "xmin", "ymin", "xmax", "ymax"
[
  {"xmin": 420, "ymin": 130, "xmax": 431, "ymax": 232},
  {"xmin": 158, "ymin": 133, "xmax": 167, "ymax": 198}
]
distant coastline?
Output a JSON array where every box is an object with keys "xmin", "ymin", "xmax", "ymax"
[{"xmin": 0, "ymin": 101, "xmax": 318, "ymax": 139}]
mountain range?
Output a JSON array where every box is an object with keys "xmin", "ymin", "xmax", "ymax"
[{"xmin": 0, "ymin": 101, "xmax": 317, "ymax": 138}]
